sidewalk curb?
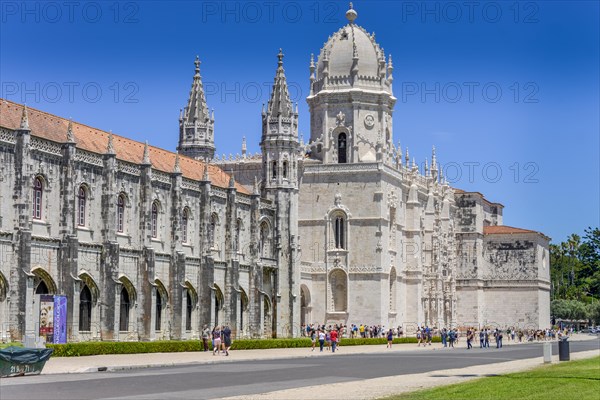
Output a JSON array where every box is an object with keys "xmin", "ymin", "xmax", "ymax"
[{"xmin": 41, "ymin": 335, "xmax": 600, "ymax": 375}]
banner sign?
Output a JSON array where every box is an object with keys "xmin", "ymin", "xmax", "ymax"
[
  {"xmin": 53, "ymin": 295, "xmax": 67, "ymax": 344},
  {"xmin": 38, "ymin": 295, "xmax": 54, "ymax": 343}
]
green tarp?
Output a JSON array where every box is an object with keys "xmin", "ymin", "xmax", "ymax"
[{"xmin": 0, "ymin": 346, "xmax": 54, "ymax": 377}]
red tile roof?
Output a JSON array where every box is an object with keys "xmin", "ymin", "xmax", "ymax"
[
  {"xmin": 484, "ymin": 225, "xmax": 536, "ymax": 235},
  {"xmin": 0, "ymin": 100, "xmax": 250, "ymax": 194}
]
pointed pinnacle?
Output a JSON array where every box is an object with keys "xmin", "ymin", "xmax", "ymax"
[
  {"xmin": 229, "ymin": 168, "xmax": 235, "ymax": 188},
  {"xmin": 277, "ymin": 48, "xmax": 284, "ymax": 67},
  {"xmin": 173, "ymin": 154, "xmax": 181, "ymax": 174},
  {"xmin": 106, "ymin": 130, "xmax": 116, "ymax": 155},
  {"xmin": 202, "ymin": 162, "xmax": 209, "ymax": 181},
  {"xmin": 20, "ymin": 104, "xmax": 29, "ymax": 130},
  {"xmin": 66, "ymin": 118, "xmax": 75, "ymax": 143},
  {"xmin": 142, "ymin": 141, "xmax": 151, "ymax": 165}
]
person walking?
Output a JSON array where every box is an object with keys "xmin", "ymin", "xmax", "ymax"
[
  {"xmin": 466, "ymin": 328, "xmax": 473, "ymax": 349},
  {"xmin": 497, "ymin": 329, "xmax": 503, "ymax": 349},
  {"xmin": 386, "ymin": 328, "xmax": 394, "ymax": 348},
  {"xmin": 484, "ymin": 328, "xmax": 490, "ymax": 348},
  {"xmin": 212, "ymin": 326, "xmax": 222, "ymax": 355},
  {"xmin": 222, "ymin": 325, "xmax": 232, "ymax": 356},
  {"xmin": 201, "ymin": 325, "xmax": 211, "ymax": 352},
  {"xmin": 318, "ymin": 329, "xmax": 325, "ymax": 352},
  {"xmin": 330, "ymin": 328, "xmax": 338, "ymax": 353},
  {"xmin": 310, "ymin": 329, "xmax": 317, "ymax": 352},
  {"xmin": 417, "ymin": 327, "xmax": 422, "ymax": 347},
  {"xmin": 441, "ymin": 328, "xmax": 448, "ymax": 348}
]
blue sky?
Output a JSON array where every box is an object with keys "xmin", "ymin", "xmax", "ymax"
[{"xmin": 1, "ymin": 0, "xmax": 598, "ymax": 243}]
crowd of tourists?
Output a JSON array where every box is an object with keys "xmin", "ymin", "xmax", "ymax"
[
  {"xmin": 200, "ymin": 324, "xmax": 234, "ymax": 356},
  {"xmin": 300, "ymin": 323, "xmax": 574, "ymax": 351}
]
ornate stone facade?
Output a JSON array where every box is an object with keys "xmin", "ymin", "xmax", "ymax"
[{"xmin": 0, "ymin": 5, "xmax": 550, "ymax": 343}]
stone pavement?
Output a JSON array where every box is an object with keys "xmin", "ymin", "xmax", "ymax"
[{"xmin": 41, "ymin": 333, "xmax": 598, "ymax": 376}]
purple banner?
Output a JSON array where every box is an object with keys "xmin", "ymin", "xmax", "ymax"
[{"xmin": 53, "ymin": 295, "xmax": 68, "ymax": 344}]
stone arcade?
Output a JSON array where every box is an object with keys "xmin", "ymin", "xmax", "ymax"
[{"xmin": 0, "ymin": 5, "xmax": 550, "ymax": 342}]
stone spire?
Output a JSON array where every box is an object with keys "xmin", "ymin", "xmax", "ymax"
[
  {"xmin": 178, "ymin": 56, "xmax": 215, "ymax": 160},
  {"xmin": 20, "ymin": 104, "xmax": 29, "ymax": 130},
  {"xmin": 106, "ymin": 131, "xmax": 116, "ymax": 155},
  {"xmin": 66, "ymin": 119, "xmax": 75, "ymax": 143},
  {"xmin": 405, "ymin": 147, "xmax": 410, "ymax": 167},
  {"xmin": 241, "ymin": 136, "xmax": 247, "ymax": 157},
  {"xmin": 266, "ymin": 49, "xmax": 293, "ymax": 119},
  {"xmin": 142, "ymin": 141, "xmax": 151, "ymax": 165},
  {"xmin": 309, "ymin": 53, "xmax": 316, "ymax": 95},
  {"xmin": 431, "ymin": 145, "xmax": 438, "ymax": 181}
]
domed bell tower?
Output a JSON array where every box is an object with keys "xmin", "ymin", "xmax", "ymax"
[{"xmin": 306, "ymin": 3, "xmax": 396, "ymax": 165}]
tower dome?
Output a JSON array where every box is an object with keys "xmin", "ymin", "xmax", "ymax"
[{"xmin": 312, "ymin": 3, "xmax": 392, "ymax": 94}]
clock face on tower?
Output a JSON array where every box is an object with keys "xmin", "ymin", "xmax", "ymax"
[{"xmin": 364, "ymin": 114, "xmax": 375, "ymax": 129}]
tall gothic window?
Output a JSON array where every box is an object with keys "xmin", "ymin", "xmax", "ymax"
[
  {"xmin": 117, "ymin": 194, "xmax": 125, "ymax": 233},
  {"xmin": 334, "ymin": 215, "xmax": 346, "ymax": 249},
  {"xmin": 209, "ymin": 214, "xmax": 218, "ymax": 248},
  {"xmin": 33, "ymin": 177, "xmax": 43, "ymax": 220},
  {"xmin": 119, "ymin": 287, "xmax": 130, "ymax": 331},
  {"xmin": 235, "ymin": 219, "xmax": 241, "ymax": 252},
  {"xmin": 185, "ymin": 289, "xmax": 193, "ymax": 331},
  {"xmin": 389, "ymin": 267, "xmax": 397, "ymax": 312},
  {"xmin": 77, "ymin": 186, "xmax": 86, "ymax": 226},
  {"xmin": 151, "ymin": 201, "xmax": 159, "ymax": 238},
  {"xmin": 259, "ymin": 221, "xmax": 270, "ymax": 257},
  {"xmin": 337, "ymin": 132, "xmax": 347, "ymax": 164},
  {"xmin": 79, "ymin": 285, "xmax": 92, "ymax": 331},
  {"xmin": 282, "ymin": 161, "xmax": 288, "ymax": 179},
  {"xmin": 155, "ymin": 289, "xmax": 162, "ymax": 331},
  {"xmin": 182, "ymin": 208, "xmax": 189, "ymax": 243},
  {"xmin": 272, "ymin": 161, "xmax": 277, "ymax": 179}
]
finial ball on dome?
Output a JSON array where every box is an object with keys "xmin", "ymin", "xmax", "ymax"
[{"xmin": 346, "ymin": 2, "xmax": 357, "ymax": 22}]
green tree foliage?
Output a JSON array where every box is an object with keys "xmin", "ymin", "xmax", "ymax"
[{"xmin": 550, "ymin": 227, "xmax": 600, "ymax": 322}]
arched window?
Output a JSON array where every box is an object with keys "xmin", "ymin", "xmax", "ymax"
[
  {"xmin": 282, "ymin": 161, "xmax": 288, "ymax": 179},
  {"xmin": 185, "ymin": 289, "xmax": 193, "ymax": 331},
  {"xmin": 79, "ymin": 285, "xmax": 92, "ymax": 331},
  {"xmin": 35, "ymin": 280, "xmax": 49, "ymax": 295},
  {"xmin": 77, "ymin": 186, "xmax": 86, "ymax": 226},
  {"xmin": 155, "ymin": 289, "xmax": 162, "ymax": 331},
  {"xmin": 337, "ymin": 132, "xmax": 347, "ymax": 164},
  {"xmin": 119, "ymin": 287, "xmax": 130, "ymax": 331},
  {"xmin": 259, "ymin": 221, "xmax": 271, "ymax": 257},
  {"xmin": 33, "ymin": 177, "xmax": 43, "ymax": 220},
  {"xmin": 234, "ymin": 219, "xmax": 241, "ymax": 252},
  {"xmin": 334, "ymin": 216, "xmax": 346, "ymax": 249},
  {"xmin": 214, "ymin": 286, "xmax": 223, "ymax": 326},
  {"xmin": 209, "ymin": 214, "xmax": 218, "ymax": 248},
  {"xmin": 389, "ymin": 268, "xmax": 397, "ymax": 312},
  {"xmin": 117, "ymin": 194, "xmax": 125, "ymax": 233},
  {"xmin": 272, "ymin": 160, "xmax": 277, "ymax": 179},
  {"xmin": 151, "ymin": 201, "xmax": 159, "ymax": 238},
  {"xmin": 181, "ymin": 208, "xmax": 189, "ymax": 243}
]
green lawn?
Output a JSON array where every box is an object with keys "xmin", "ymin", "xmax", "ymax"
[{"xmin": 382, "ymin": 356, "xmax": 600, "ymax": 400}]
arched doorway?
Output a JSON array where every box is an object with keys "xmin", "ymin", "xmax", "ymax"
[{"xmin": 239, "ymin": 288, "xmax": 249, "ymax": 337}]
